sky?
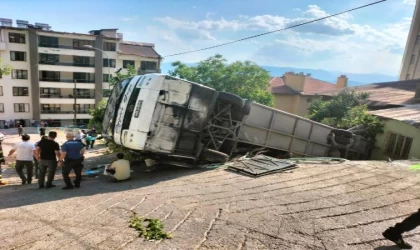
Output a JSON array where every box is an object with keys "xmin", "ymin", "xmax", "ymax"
[{"xmin": 0, "ymin": 0, "xmax": 416, "ymax": 76}]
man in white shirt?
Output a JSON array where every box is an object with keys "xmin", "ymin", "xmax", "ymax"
[
  {"xmin": 8, "ymin": 134, "xmax": 36, "ymax": 185},
  {"xmin": 105, "ymin": 153, "xmax": 130, "ymax": 181}
]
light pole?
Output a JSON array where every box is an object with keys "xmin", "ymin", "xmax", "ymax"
[{"xmin": 84, "ymin": 45, "xmax": 111, "ymax": 92}]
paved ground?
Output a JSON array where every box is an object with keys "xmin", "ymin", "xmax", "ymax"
[{"xmin": 1, "ymin": 131, "xmax": 420, "ymax": 249}]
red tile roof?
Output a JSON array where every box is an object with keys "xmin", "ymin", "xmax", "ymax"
[
  {"xmin": 269, "ymin": 77, "xmax": 297, "ymax": 95},
  {"xmin": 269, "ymin": 76, "xmax": 338, "ymax": 95},
  {"xmin": 322, "ymin": 80, "xmax": 420, "ymax": 106}
]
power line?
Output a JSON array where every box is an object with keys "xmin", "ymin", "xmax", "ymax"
[{"xmin": 163, "ymin": 0, "xmax": 386, "ymax": 58}]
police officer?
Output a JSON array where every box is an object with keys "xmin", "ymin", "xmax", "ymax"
[{"xmin": 58, "ymin": 133, "xmax": 85, "ymax": 190}]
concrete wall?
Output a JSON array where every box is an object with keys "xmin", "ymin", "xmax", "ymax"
[
  {"xmin": 0, "ymin": 29, "xmax": 33, "ymax": 121},
  {"xmin": 371, "ymin": 119, "xmax": 420, "ymax": 160},
  {"xmin": 400, "ymin": 0, "xmax": 420, "ymax": 80},
  {"xmin": 274, "ymin": 94, "xmax": 322, "ymax": 117}
]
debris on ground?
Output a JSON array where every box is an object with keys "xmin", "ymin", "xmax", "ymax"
[
  {"xmin": 129, "ymin": 212, "xmax": 172, "ymax": 240},
  {"xmin": 228, "ymin": 154, "xmax": 296, "ymax": 177},
  {"xmin": 289, "ymin": 157, "xmax": 346, "ymax": 164}
]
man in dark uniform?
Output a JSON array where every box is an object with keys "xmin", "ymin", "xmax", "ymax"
[
  {"xmin": 58, "ymin": 133, "xmax": 85, "ymax": 190},
  {"xmin": 35, "ymin": 132, "xmax": 60, "ymax": 188},
  {"xmin": 383, "ymin": 209, "xmax": 420, "ymax": 249}
]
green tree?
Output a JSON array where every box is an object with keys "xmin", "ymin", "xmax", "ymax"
[
  {"xmin": 308, "ymin": 90, "xmax": 384, "ymax": 140},
  {"xmin": 169, "ymin": 54, "xmax": 274, "ymax": 106},
  {"xmin": 0, "ymin": 58, "xmax": 12, "ymax": 77}
]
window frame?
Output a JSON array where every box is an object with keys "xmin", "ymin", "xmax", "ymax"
[
  {"xmin": 123, "ymin": 60, "xmax": 135, "ymax": 69},
  {"xmin": 384, "ymin": 132, "xmax": 414, "ymax": 159},
  {"xmin": 9, "ymin": 32, "xmax": 26, "ymax": 44},
  {"xmin": 12, "ymin": 69, "xmax": 28, "ymax": 79},
  {"xmin": 103, "ymin": 58, "xmax": 116, "ymax": 67},
  {"xmin": 10, "ymin": 51, "xmax": 27, "ymax": 61},
  {"xmin": 103, "ymin": 42, "xmax": 116, "ymax": 51},
  {"xmin": 13, "ymin": 87, "xmax": 29, "ymax": 96},
  {"xmin": 14, "ymin": 103, "xmax": 30, "ymax": 113},
  {"xmin": 0, "ymin": 103, "xmax": 4, "ymax": 113},
  {"xmin": 140, "ymin": 61, "xmax": 157, "ymax": 70},
  {"xmin": 39, "ymin": 36, "xmax": 58, "ymax": 48},
  {"xmin": 0, "ymin": 86, "xmax": 2, "ymax": 96}
]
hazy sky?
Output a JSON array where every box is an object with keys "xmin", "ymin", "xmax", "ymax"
[{"xmin": 0, "ymin": 0, "xmax": 416, "ymax": 75}]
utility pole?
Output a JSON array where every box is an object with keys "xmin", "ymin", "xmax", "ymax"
[{"xmin": 73, "ymin": 79, "xmax": 77, "ymax": 125}]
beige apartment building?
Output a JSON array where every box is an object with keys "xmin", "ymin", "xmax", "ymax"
[
  {"xmin": 400, "ymin": 0, "xmax": 420, "ymax": 80},
  {"xmin": 0, "ymin": 18, "xmax": 161, "ymax": 128},
  {"xmin": 270, "ymin": 72, "xmax": 348, "ymax": 117}
]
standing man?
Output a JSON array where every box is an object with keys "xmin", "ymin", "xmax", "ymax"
[
  {"xmin": 382, "ymin": 209, "xmax": 420, "ymax": 249},
  {"xmin": 59, "ymin": 133, "xmax": 85, "ymax": 190},
  {"xmin": 17, "ymin": 125, "xmax": 24, "ymax": 137},
  {"xmin": 8, "ymin": 134, "xmax": 35, "ymax": 185},
  {"xmin": 35, "ymin": 132, "xmax": 60, "ymax": 189}
]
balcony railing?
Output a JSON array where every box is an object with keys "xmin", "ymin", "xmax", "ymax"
[
  {"xmin": 39, "ymin": 61, "xmax": 95, "ymax": 67},
  {"xmin": 40, "ymin": 94, "xmax": 95, "ymax": 99},
  {"xmin": 39, "ymin": 78, "xmax": 95, "ymax": 83},
  {"xmin": 40, "ymin": 110, "xmax": 90, "ymax": 114},
  {"xmin": 138, "ymin": 69, "xmax": 161, "ymax": 75},
  {"xmin": 38, "ymin": 43, "xmax": 93, "ymax": 51}
]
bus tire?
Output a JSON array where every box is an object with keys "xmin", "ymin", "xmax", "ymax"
[
  {"xmin": 218, "ymin": 92, "xmax": 245, "ymax": 108},
  {"xmin": 200, "ymin": 149, "xmax": 229, "ymax": 163}
]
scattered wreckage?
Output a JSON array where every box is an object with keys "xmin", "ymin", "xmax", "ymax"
[{"xmin": 102, "ymin": 74, "xmax": 370, "ymax": 168}]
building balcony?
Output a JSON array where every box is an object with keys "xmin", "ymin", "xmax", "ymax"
[
  {"xmin": 40, "ymin": 113, "xmax": 92, "ymax": 120},
  {"xmin": 38, "ymin": 43, "xmax": 93, "ymax": 51},
  {"xmin": 40, "ymin": 109, "xmax": 90, "ymax": 114},
  {"xmin": 40, "ymin": 94, "xmax": 95, "ymax": 99},
  {"xmin": 39, "ymin": 61, "xmax": 95, "ymax": 67},
  {"xmin": 39, "ymin": 98, "xmax": 95, "ymax": 105},
  {"xmin": 138, "ymin": 69, "xmax": 161, "ymax": 75},
  {"xmin": 39, "ymin": 64, "xmax": 95, "ymax": 73},
  {"xmin": 39, "ymin": 78, "xmax": 95, "ymax": 83}
]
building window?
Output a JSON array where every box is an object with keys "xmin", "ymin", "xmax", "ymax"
[
  {"xmin": 406, "ymin": 74, "xmax": 411, "ymax": 80},
  {"xmin": 73, "ymin": 56, "xmax": 92, "ymax": 66},
  {"xmin": 410, "ymin": 55, "xmax": 416, "ymax": 64},
  {"xmin": 10, "ymin": 51, "xmax": 26, "ymax": 61},
  {"xmin": 73, "ymin": 39, "xmax": 94, "ymax": 50},
  {"xmin": 103, "ymin": 74, "xmax": 110, "ymax": 82},
  {"xmin": 75, "ymin": 89, "xmax": 91, "ymax": 97},
  {"xmin": 385, "ymin": 132, "xmax": 413, "ymax": 159},
  {"xmin": 9, "ymin": 33, "xmax": 26, "ymax": 43},
  {"xmin": 40, "ymin": 88, "xmax": 61, "ymax": 98},
  {"xmin": 12, "ymin": 70, "xmax": 28, "ymax": 79},
  {"xmin": 14, "ymin": 103, "xmax": 30, "ymax": 112},
  {"xmin": 123, "ymin": 60, "xmax": 135, "ymax": 68},
  {"xmin": 0, "ymin": 86, "xmax": 2, "ymax": 96},
  {"xmin": 40, "ymin": 71, "xmax": 60, "ymax": 81},
  {"xmin": 103, "ymin": 58, "xmax": 116, "ymax": 67},
  {"xmin": 0, "ymin": 103, "xmax": 3, "ymax": 113},
  {"xmin": 140, "ymin": 61, "xmax": 157, "ymax": 70},
  {"xmin": 39, "ymin": 53, "xmax": 59, "ymax": 65},
  {"xmin": 13, "ymin": 87, "xmax": 29, "ymax": 96},
  {"xmin": 39, "ymin": 36, "xmax": 59, "ymax": 48},
  {"xmin": 73, "ymin": 72, "xmax": 94, "ymax": 83},
  {"xmin": 103, "ymin": 42, "xmax": 116, "ymax": 51}
]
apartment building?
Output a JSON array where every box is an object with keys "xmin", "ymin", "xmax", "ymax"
[
  {"xmin": 400, "ymin": 0, "xmax": 420, "ymax": 80},
  {"xmin": 0, "ymin": 18, "xmax": 161, "ymax": 128}
]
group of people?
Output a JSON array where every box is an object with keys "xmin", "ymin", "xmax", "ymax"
[{"xmin": 4, "ymin": 131, "xmax": 130, "ymax": 190}]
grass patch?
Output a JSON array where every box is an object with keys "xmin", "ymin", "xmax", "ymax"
[{"xmin": 129, "ymin": 212, "xmax": 172, "ymax": 240}]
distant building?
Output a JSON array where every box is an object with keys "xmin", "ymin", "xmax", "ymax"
[
  {"xmin": 0, "ymin": 19, "xmax": 161, "ymax": 127},
  {"xmin": 269, "ymin": 72, "xmax": 347, "ymax": 117},
  {"xmin": 369, "ymin": 105, "xmax": 420, "ymax": 160},
  {"xmin": 400, "ymin": 0, "xmax": 420, "ymax": 80}
]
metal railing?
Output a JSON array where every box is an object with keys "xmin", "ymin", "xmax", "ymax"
[
  {"xmin": 39, "ymin": 78, "xmax": 95, "ymax": 83},
  {"xmin": 38, "ymin": 43, "xmax": 93, "ymax": 51},
  {"xmin": 39, "ymin": 61, "xmax": 95, "ymax": 67},
  {"xmin": 40, "ymin": 110, "xmax": 90, "ymax": 114},
  {"xmin": 40, "ymin": 94, "xmax": 95, "ymax": 99}
]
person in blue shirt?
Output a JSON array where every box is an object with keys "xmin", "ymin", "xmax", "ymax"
[{"xmin": 58, "ymin": 133, "xmax": 85, "ymax": 190}]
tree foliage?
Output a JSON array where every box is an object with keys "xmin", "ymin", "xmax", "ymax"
[
  {"xmin": 0, "ymin": 58, "xmax": 12, "ymax": 77},
  {"xmin": 308, "ymin": 90, "xmax": 384, "ymax": 140},
  {"xmin": 169, "ymin": 54, "xmax": 274, "ymax": 106}
]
